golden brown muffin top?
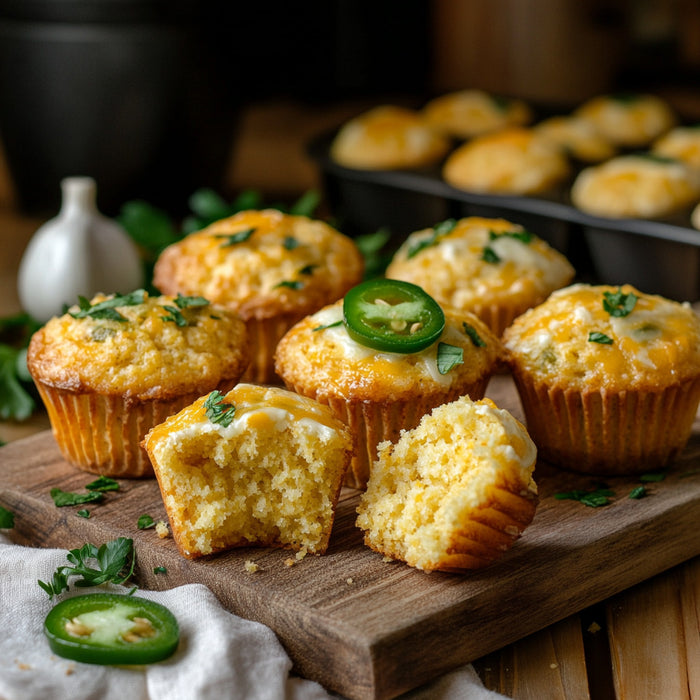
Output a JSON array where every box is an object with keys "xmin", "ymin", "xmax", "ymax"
[
  {"xmin": 533, "ymin": 115, "xmax": 617, "ymax": 163},
  {"xmin": 422, "ymin": 89, "xmax": 533, "ymax": 140},
  {"xmin": 329, "ymin": 105, "xmax": 451, "ymax": 170},
  {"xmin": 385, "ymin": 217, "xmax": 575, "ymax": 311},
  {"xmin": 153, "ymin": 209, "xmax": 364, "ymax": 321},
  {"xmin": 574, "ymin": 93, "xmax": 677, "ymax": 148},
  {"xmin": 503, "ymin": 283, "xmax": 700, "ymax": 390},
  {"xmin": 442, "ymin": 127, "xmax": 570, "ymax": 195},
  {"xmin": 570, "ymin": 154, "xmax": 700, "ymax": 219},
  {"xmin": 275, "ymin": 299, "xmax": 503, "ymax": 402},
  {"xmin": 27, "ymin": 290, "xmax": 249, "ymax": 399},
  {"xmin": 652, "ymin": 125, "xmax": 700, "ymax": 170}
]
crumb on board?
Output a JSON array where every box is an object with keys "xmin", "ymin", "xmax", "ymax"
[
  {"xmin": 382, "ymin": 556, "xmax": 393, "ymax": 563},
  {"xmin": 346, "ymin": 577, "xmax": 354, "ymax": 585},
  {"xmin": 587, "ymin": 621, "xmax": 602, "ymax": 634},
  {"xmin": 295, "ymin": 546, "xmax": 308, "ymax": 561},
  {"xmin": 284, "ymin": 557, "xmax": 296, "ymax": 567},
  {"xmin": 550, "ymin": 663, "xmax": 558, "ymax": 669},
  {"xmin": 155, "ymin": 520, "xmax": 169, "ymax": 539},
  {"xmin": 15, "ymin": 660, "xmax": 31, "ymax": 671},
  {"xmin": 244, "ymin": 560, "xmax": 261, "ymax": 573}
]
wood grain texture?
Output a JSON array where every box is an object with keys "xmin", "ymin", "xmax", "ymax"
[
  {"xmin": 607, "ymin": 558, "xmax": 700, "ymax": 700},
  {"xmin": 1, "ymin": 375, "xmax": 700, "ymax": 700}
]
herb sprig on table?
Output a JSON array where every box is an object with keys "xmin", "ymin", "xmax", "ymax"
[
  {"xmin": 0, "ymin": 313, "xmax": 42, "ymax": 421},
  {"xmin": 38, "ymin": 537, "xmax": 136, "ymax": 599}
]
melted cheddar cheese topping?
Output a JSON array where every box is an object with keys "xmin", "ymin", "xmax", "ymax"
[
  {"xmin": 503, "ymin": 283, "xmax": 700, "ymax": 389},
  {"xmin": 386, "ymin": 217, "xmax": 575, "ymax": 309}
]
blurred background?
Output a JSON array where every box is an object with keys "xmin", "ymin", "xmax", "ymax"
[{"xmin": 1, "ymin": 0, "xmax": 699, "ymax": 216}]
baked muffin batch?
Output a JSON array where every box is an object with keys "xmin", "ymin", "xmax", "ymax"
[
  {"xmin": 25, "ymin": 89, "xmax": 700, "ymax": 575},
  {"xmin": 329, "ymin": 90, "xmax": 700, "ymax": 227}
]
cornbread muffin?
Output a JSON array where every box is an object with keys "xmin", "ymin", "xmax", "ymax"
[
  {"xmin": 692, "ymin": 201, "xmax": 700, "ymax": 230},
  {"xmin": 329, "ymin": 105, "xmax": 451, "ymax": 170},
  {"xmin": 651, "ymin": 125, "xmax": 700, "ymax": 171},
  {"xmin": 422, "ymin": 89, "xmax": 533, "ymax": 140},
  {"xmin": 153, "ymin": 209, "xmax": 364, "ymax": 383},
  {"xmin": 275, "ymin": 291, "xmax": 503, "ymax": 489},
  {"xmin": 570, "ymin": 154, "xmax": 700, "ymax": 219},
  {"xmin": 574, "ymin": 93, "xmax": 676, "ymax": 148},
  {"xmin": 534, "ymin": 115, "xmax": 617, "ymax": 163},
  {"xmin": 142, "ymin": 383, "xmax": 353, "ymax": 558},
  {"xmin": 502, "ymin": 283, "xmax": 700, "ymax": 475},
  {"xmin": 27, "ymin": 290, "xmax": 249, "ymax": 477},
  {"xmin": 385, "ymin": 216, "xmax": 575, "ymax": 336},
  {"xmin": 356, "ymin": 396, "xmax": 538, "ymax": 572},
  {"xmin": 442, "ymin": 127, "xmax": 570, "ymax": 195}
]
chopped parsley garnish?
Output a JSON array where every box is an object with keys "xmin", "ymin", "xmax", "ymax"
[
  {"xmin": 463, "ymin": 322, "xmax": 486, "ymax": 347},
  {"xmin": 283, "ymin": 236, "xmax": 300, "ymax": 250},
  {"xmin": 0, "ymin": 504, "xmax": 15, "ymax": 528},
  {"xmin": 299, "ymin": 264, "xmax": 316, "ymax": 276},
  {"xmin": 406, "ymin": 218, "xmax": 457, "ymax": 259},
  {"xmin": 85, "ymin": 476, "xmax": 120, "ymax": 492},
  {"xmin": 154, "ymin": 566, "xmax": 168, "ymax": 575},
  {"xmin": 50, "ymin": 488, "xmax": 104, "ymax": 507},
  {"xmin": 204, "ymin": 390, "xmax": 235, "ymax": 427},
  {"xmin": 436, "ymin": 342, "xmax": 464, "ymax": 374},
  {"xmin": 554, "ymin": 486, "xmax": 615, "ymax": 507},
  {"xmin": 313, "ymin": 320, "xmax": 342, "ymax": 332},
  {"xmin": 160, "ymin": 305, "xmax": 188, "ymax": 327},
  {"xmin": 137, "ymin": 514, "xmax": 156, "ymax": 530},
  {"xmin": 275, "ymin": 280, "xmax": 304, "ymax": 290},
  {"xmin": 69, "ymin": 290, "xmax": 147, "ymax": 322},
  {"xmin": 629, "ymin": 486, "xmax": 647, "ymax": 499},
  {"xmin": 216, "ymin": 227, "xmax": 256, "ymax": 247},
  {"xmin": 602, "ymin": 288, "xmax": 637, "ymax": 317},
  {"xmin": 38, "ymin": 537, "xmax": 136, "ymax": 599},
  {"xmin": 489, "ymin": 229, "xmax": 533, "ymax": 245},
  {"xmin": 640, "ymin": 471, "xmax": 666, "ymax": 483},
  {"xmin": 174, "ymin": 294, "xmax": 209, "ymax": 309},
  {"xmin": 481, "ymin": 246, "xmax": 501, "ymax": 264},
  {"xmin": 76, "ymin": 509, "xmax": 91, "ymax": 519},
  {"xmin": 588, "ymin": 331, "xmax": 613, "ymax": 345}
]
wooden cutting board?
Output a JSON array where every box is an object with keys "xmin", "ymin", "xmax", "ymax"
[{"xmin": 2, "ymin": 375, "xmax": 700, "ymax": 700}]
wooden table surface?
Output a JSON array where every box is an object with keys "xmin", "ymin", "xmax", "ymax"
[{"xmin": 1, "ymin": 100, "xmax": 699, "ymax": 700}]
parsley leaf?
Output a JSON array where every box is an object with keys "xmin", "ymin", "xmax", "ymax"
[
  {"xmin": 154, "ymin": 566, "xmax": 168, "ymax": 575},
  {"xmin": 555, "ymin": 487, "xmax": 615, "ymax": 507},
  {"xmin": 38, "ymin": 537, "xmax": 136, "ymax": 598},
  {"xmin": 76, "ymin": 509, "xmax": 91, "ymax": 519},
  {"xmin": 602, "ymin": 288, "xmax": 637, "ymax": 317},
  {"xmin": 160, "ymin": 305, "xmax": 188, "ymax": 327},
  {"xmin": 436, "ymin": 343, "xmax": 464, "ymax": 374},
  {"xmin": 0, "ymin": 345, "xmax": 35, "ymax": 421},
  {"xmin": 588, "ymin": 331, "xmax": 613, "ymax": 345},
  {"xmin": 204, "ymin": 390, "xmax": 235, "ymax": 427},
  {"xmin": 50, "ymin": 488, "xmax": 104, "ymax": 507},
  {"xmin": 489, "ymin": 229, "xmax": 533, "ymax": 245},
  {"xmin": 481, "ymin": 246, "xmax": 501, "ymax": 264},
  {"xmin": 85, "ymin": 476, "xmax": 120, "ymax": 492},
  {"xmin": 69, "ymin": 290, "xmax": 147, "ymax": 322},
  {"xmin": 174, "ymin": 294, "xmax": 209, "ymax": 309},
  {"xmin": 0, "ymin": 504, "xmax": 15, "ymax": 528},
  {"xmin": 275, "ymin": 280, "xmax": 304, "ymax": 290},
  {"xmin": 215, "ymin": 228, "xmax": 256, "ymax": 247},
  {"xmin": 137, "ymin": 514, "xmax": 156, "ymax": 530},
  {"xmin": 406, "ymin": 218, "xmax": 457, "ymax": 259},
  {"xmin": 629, "ymin": 486, "xmax": 647, "ymax": 499},
  {"xmin": 463, "ymin": 322, "xmax": 486, "ymax": 347}
]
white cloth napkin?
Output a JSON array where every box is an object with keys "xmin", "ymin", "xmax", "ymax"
[{"xmin": 0, "ymin": 534, "xmax": 506, "ymax": 700}]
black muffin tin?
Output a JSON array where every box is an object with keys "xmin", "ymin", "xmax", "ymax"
[{"xmin": 308, "ymin": 129, "xmax": 700, "ymax": 302}]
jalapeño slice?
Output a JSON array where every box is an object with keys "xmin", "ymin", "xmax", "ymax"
[
  {"xmin": 343, "ymin": 279, "xmax": 445, "ymax": 353},
  {"xmin": 44, "ymin": 593, "xmax": 179, "ymax": 665}
]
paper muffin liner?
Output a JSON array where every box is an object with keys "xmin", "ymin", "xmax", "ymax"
[
  {"xmin": 284, "ymin": 376, "xmax": 492, "ymax": 489},
  {"xmin": 511, "ymin": 373, "xmax": 700, "ymax": 475},
  {"xmin": 242, "ymin": 313, "xmax": 308, "ymax": 385},
  {"xmin": 35, "ymin": 383, "xmax": 216, "ymax": 478},
  {"xmin": 391, "ymin": 483, "xmax": 537, "ymax": 573},
  {"xmin": 471, "ymin": 301, "xmax": 532, "ymax": 338}
]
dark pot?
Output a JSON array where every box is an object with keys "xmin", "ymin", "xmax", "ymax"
[{"xmin": 0, "ymin": 1, "xmax": 239, "ymax": 216}]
